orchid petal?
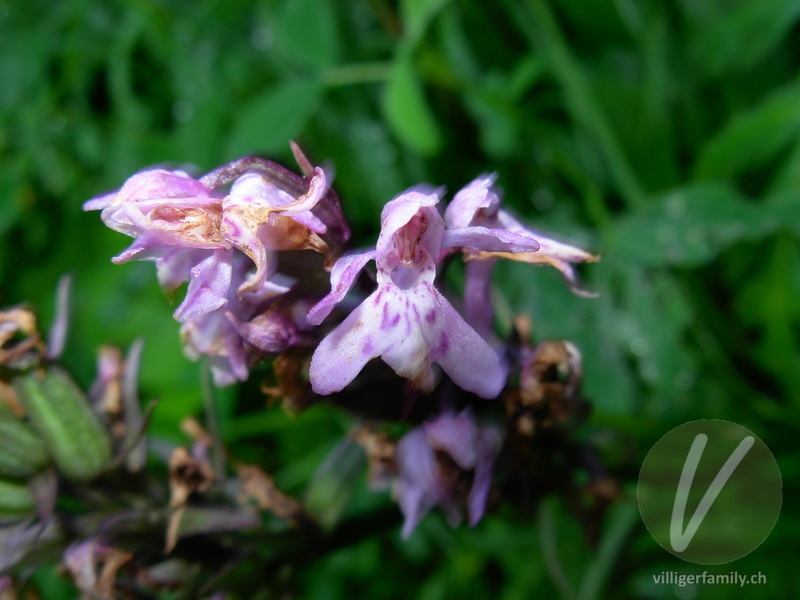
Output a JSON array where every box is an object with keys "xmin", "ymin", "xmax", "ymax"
[
  {"xmin": 395, "ymin": 429, "xmax": 440, "ymax": 538},
  {"xmin": 306, "ymin": 248, "xmax": 376, "ymax": 325},
  {"xmin": 497, "ymin": 211, "xmax": 598, "ymax": 263},
  {"xmin": 468, "ymin": 426, "xmax": 502, "ymax": 526},
  {"xmin": 444, "ymin": 174, "xmax": 499, "ymax": 229},
  {"xmin": 463, "ymin": 258, "xmax": 497, "ymax": 339},
  {"xmin": 310, "ymin": 283, "xmax": 440, "ymax": 394},
  {"xmin": 287, "ymin": 167, "xmax": 329, "ymax": 215},
  {"xmin": 310, "ymin": 280, "xmax": 506, "ymax": 398},
  {"xmin": 442, "ymin": 226, "xmax": 540, "ymax": 256},
  {"xmin": 83, "ymin": 192, "xmax": 116, "ymax": 211},
  {"xmin": 222, "ymin": 172, "xmax": 329, "ymax": 294},
  {"xmin": 226, "ymin": 310, "xmax": 298, "ymax": 354},
  {"xmin": 376, "ymin": 190, "xmax": 441, "ymax": 266},
  {"xmin": 424, "ymin": 410, "xmax": 479, "ymax": 470},
  {"xmin": 110, "ymin": 169, "xmax": 210, "ymax": 205},
  {"xmin": 421, "ymin": 284, "xmax": 507, "ymax": 399},
  {"xmin": 155, "ymin": 248, "xmax": 213, "ymax": 292},
  {"xmin": 308, "ymin": 295, "xmax": 384, "ymax": 395},
  {"xmin": 173, "ymin": 249, "xmax": 233, "ymax": 323}
]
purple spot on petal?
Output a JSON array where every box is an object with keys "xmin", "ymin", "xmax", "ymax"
[
  {"xmin": 225, "ymin": 222, "xmax": 242, "ymax": 237},
  {"xmin": 438, "ymin": 331, "xmax": 449, "ymax": 356},
  {"xmin": 380, "ymin": 303, "xmax": 401, "ymax": 330},
  {"xmin": 425, "ymin": 310, "xmax": 436, "ymax": 323},
  {"xmin": 363, "ymin": 336, "xmax": 375, "ymax": 356},
  {"xmin": 373, "ymin": 289, "xmax": 384, "ymax": 305}
]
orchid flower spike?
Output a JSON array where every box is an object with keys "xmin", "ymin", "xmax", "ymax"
[
  {"xmin": 307, "ymin": 188, "xmax": 540, "ymax": 399},
  {"xmin": 84, "ymin": 146, "xmax": 344, "ymax": 386}
]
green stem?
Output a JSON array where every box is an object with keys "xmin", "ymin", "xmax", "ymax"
[
  {"xmin": 577, "ymin": 502, "xmax": 639, "ymax": 600},
  {"xmin": 509, "ymin": 0, "xmax": 646, "ymax": 208},
  {"xmin": 323, "ymin": 62, "xmax": 392, "ymax": 88},
  {"xmin": 201, "ymin": 361, "xmax": 226, "ymax": 478},
  {"xmin": 538, "ymin": 498, "xmax": 578, "ymax": 600}
]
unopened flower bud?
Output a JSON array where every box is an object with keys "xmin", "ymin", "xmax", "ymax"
[
  {"xmin": 0, "ymin": 405, "xmax": 49, "ymax": 478},
  {"xmin": 0, "ymin": 478, "xmax": 36, "ymax": 522},
  {"xmin": 13, "ymin": 368, "xmax": 113, "ymax": 481}
]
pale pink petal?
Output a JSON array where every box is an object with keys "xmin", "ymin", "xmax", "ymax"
[
  {"xmin": 173, "ymin": 249, "xmax": 233, "ymax": 322},
  {"xmin": 226, "ymin": 311, "xmax": 298, "ymax": 354},
  {"xmin": 310, "ymin": 283, "xmax": 437, "ymax": 394},
  {"xmin": 287, "ymin": 167, "xmax": 329, "ymax": 216},
  {"xmin": 424, "ymin": 410, "xmax": 479, "ymax": 470},
  {"xmin": 442, "ymin": 226, "xmax": 540, "ymax": 255},
  {"xmin": 287, "ymin": 209, "xmax": 327, "ymax": 234},
  {"xmin": 309, "ymin": 295, "xmax": 384, "ymax": 395},
  {"xmin": 47, "ymin": 275, "xmax": 72, "ymax": 360},
  {"xmin": 498, "ymin": 210, "xmax": 597, "ymax": 263},
  {"xmin": 421, "ymin": 283, "xmax": 507, "ymax": 399},
  {"xmin": 111, "ymin": 169, "xmax": 210, "ymax": 205},
  {"xmin": 395, "ymin": 429, "xmax": 441, "ymax": 538},
  {"xmin": 155, "ymin": 248, "xmax": 212, "ymax": 292},
  {"xmin": 444, "ymin": 174, "xmax": 499, "ymax": 229},
  {"xmin": 468, "ymin": 426, "xmax": 503, "ymax": 526},
  {"xmin": 306, "ymin": 248, "xmax": 376, "ymax": 325},
  {"xmin": 311, "ymin": 280, "xmax": 506, "ymax": 398},
  {"xmin": 83, "ymin": 192, "xmax": 116, "ymax": 211},
  {"xmin": 463, "ymin": 258, "xmax": 497, "ymax": 339},
  {"xmin": 227, "ymin": 172, "xmax": 296, "ymax": 209},
  {"xmin": 376, "ymin": 190, "xmax": 441, "ymax": 266}
]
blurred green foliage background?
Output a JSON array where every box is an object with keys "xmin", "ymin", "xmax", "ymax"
[{"xmin": 1, "ymin": 0, "xmax": 798, "ymax": 597}]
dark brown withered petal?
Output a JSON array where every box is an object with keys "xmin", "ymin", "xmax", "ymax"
[
  {"xmin": 351, "ymin": 425, "xmax": 398, "ymax": 490},
  {"xmin": 166, "ymin": 445, "xmax": 214, "ymax": 552},
  {"xmin": 0, "ymin": 308, "xmax": 43, "ymax": 367},
  {"xmin": 235, "ymin": 464, "xmax": 311, "ymax": 527}
]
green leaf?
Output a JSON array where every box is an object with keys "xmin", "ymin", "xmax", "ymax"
[
  {"xmin": 304, "ymin": 437, "xmax": 366, "ymax": 530},
  {"xmin": 690, "ymin": 0, "xmax": 800, "ymax": 77},
  {"xmin": 694, "ymin": 82, "xmax": 800, "ymax": 181},
  {"xmin": 612, "ymin": 184, "xmax": 800, "ymax": 267},
  {"xmin": 273, "ymin": 0, "xmax": 341, "ymax": 69},
  {"xmin": 383, "ymin": 52, "xmax": 443, "ymax": 155},
  {"xmin": 226, "ymin": 79, "xmax": 324, "ymax": 158},
  {"xmin": 400, "ymin": 0, "xmax": 453, "ymax": 45},
  {"xmin": 734, "ymin": 235, "xmax": 800, "ymax": 399}
]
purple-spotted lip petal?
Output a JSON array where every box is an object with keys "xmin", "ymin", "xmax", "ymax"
[{"xmin": 309, "ymin": 278, "xmax": 506, "ymax": 398}]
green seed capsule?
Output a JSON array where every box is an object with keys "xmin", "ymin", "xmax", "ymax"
[
  {"xmin": 0, "ymin": 478, "xmax": 36, "ymax": 520},
  {"xmin": 0, "ymin": 408, "xmax": 50, "ymax": 478},
  {"xmin": 13, "ymin": 368, "xmax": 113, "ymax": 481}
]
